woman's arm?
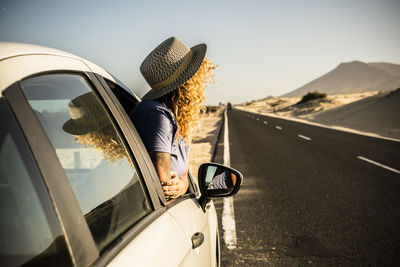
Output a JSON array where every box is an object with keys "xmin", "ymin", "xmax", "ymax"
[
  {"xmin": 148, "ymin": 151, "xmax": 171, "ymax": 185},
  {"xmin": 149, "ymin": 151, "xmax": 188, "ymax": 198}
]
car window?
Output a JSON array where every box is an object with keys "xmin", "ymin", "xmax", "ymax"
[
  {"xmin": 20, "ymin": 73, "xmax": 152, "ymax": 251},
  {"xmin": 0, "ymin": 100, "xmax": 73, "ymax": 267},
  {"xmin": 105, "ymin": 78, "xmax": 199, "ymax": 198},
  {"xmin": 105, "ymin": 78, "xmax": 200, "ymax": 198}
]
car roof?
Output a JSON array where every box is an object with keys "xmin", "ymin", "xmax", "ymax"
[
  {"xmin": 0, "ymin": 42, "xmax": 122, "ymax": 93},
  {"xmin": 0, "ymin": 42, "xmax": 80, "ymax": 61}
]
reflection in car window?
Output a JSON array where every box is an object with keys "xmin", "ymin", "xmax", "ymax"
[
  {"xmin": 20, "ymin": 74, "xmax": 152, "ymax": 251},
  {"xmin": 0, "ymin": 101, "xmax": 73, "ymax": 266}
]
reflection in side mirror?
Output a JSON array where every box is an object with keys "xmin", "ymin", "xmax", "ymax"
[{"xmin": 198, "ymin": 162, "xmax": 243, "ymax": 198}]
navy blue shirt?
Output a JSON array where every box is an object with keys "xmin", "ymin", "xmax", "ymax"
[{"xmin": 129, "ymin": 99, "xmax": 189, "ymax": 177}]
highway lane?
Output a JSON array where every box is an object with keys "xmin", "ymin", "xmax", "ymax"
[
  {"xmin": 236, "ymin": 109, "xmax": 400, "ymax": 172},
  {"xmin": 214, "ymin": 108, "xmax": 400, "ymax": 266}
]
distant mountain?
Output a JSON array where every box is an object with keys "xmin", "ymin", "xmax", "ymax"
[{"xmin": 283, "ymin": 61, "xmax": 400, "ymax": 97}]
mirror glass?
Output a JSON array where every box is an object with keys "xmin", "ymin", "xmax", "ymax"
[{"xmin": 204, "ymin": 165, "xmax": 237, "ymax": 195}]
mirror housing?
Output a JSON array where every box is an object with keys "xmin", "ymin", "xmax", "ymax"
[{"xmin": 197, "ymin": 162, "xmax": 243, "ymax": 211}]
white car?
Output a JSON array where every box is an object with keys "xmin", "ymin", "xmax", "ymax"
[{"xmin": 0, "ymin": 42, "xmax": 242, "ymax": 267}]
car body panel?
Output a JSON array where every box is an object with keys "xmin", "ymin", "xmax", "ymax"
[
  {"xmin": 107, "ymin": 211, "xmax": 191, "ymax": 267},
  {"xmin": 167, "ymin": 199, "xmax": 217, "ymax": 267},
  {"xmin": 0, "ymin": 42, "xmax": 79, "ymax": 61}
]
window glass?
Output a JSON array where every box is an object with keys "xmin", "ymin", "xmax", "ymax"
[
  {"xmin": 0, "ymin": 100, "xmax": 72, "ymax": 266},
  {"xmin": 20, "ymin": 74, "xmax": 152, "ymax": 251}
]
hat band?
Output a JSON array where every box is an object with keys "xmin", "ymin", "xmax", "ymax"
[{"xmin": 151, "ymin": 50, "xmax": 193, "ymax": 90}]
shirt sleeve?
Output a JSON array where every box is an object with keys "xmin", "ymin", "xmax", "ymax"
[{"xmin": 131, "ymin": 105, "xmax": 175, "ymax": 154}]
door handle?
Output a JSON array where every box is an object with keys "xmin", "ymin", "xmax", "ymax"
[{"xmin": 191, "ymin": 232, "xmax": 204, "ymax": 249}]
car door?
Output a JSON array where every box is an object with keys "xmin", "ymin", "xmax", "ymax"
[{"xmin": 4, "ymin": 65, "xmax": 197, "ymax": 267}]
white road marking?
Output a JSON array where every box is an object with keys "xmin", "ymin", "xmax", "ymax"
[
  {"xmin": 256, "ymin": 118, "xmax": 260, "ymax": 121},
  {"xmin": 357, "ymin": 156, "xmax": 400, "ymax": 174},
  {"xmin": 275, "ymin": 126, "xmax": 282, "ymax": 130},
  {"xmin": 235, "ymin": 107, "xmax": 400, "ymax": 143},
  {"xmin": 298, "ymin": 134, "xmax": 311, "ymax": 141},
  {"xmin": 263, "ymin": 121, "xmax": 268, "ymax": 124},
  {"xmin": 222, "ymin": 109, "xmax": 237, "ymax": 250}
]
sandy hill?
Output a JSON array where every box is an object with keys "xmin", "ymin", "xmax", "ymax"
[
  {"xmin": 283, "ymin": 61, "xmax": 400, "ymax": 97},
  {"xmin": 311, "ymin": 89, "xmax": 400, "ymax": 139}
]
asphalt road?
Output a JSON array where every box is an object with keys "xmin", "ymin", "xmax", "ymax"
[{"xmin": 213, "ymin": 108, "xmax": 400, "ymax": 266}]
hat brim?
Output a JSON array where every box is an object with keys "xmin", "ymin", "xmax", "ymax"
[
  {"xmin": 63, "ymin": 118, "xmax": 110, "ymax": 135},
  {"xmin": 142, "ymin": 43, "xmax": 207, "ymax": 100}
]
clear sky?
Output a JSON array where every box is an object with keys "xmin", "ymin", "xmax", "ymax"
[{"xmin": 1, "ymin": 0, "xmax": 399, "ymax": 105}]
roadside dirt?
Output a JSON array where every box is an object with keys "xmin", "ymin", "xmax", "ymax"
[{"xmin": 189, "ymin": 107, "xmax": 224, "ymax": 178}]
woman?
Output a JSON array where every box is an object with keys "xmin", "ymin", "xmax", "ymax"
[{"xmin": 130, "ymin": 36, "xmax": 216, "ymax": 199}]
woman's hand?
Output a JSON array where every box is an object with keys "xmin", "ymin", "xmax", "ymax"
[
  {"xmin": 162, "ymin": 172, "xmax": 188, "ymax": 199},
  {"xmin": 149, "ymin": 152, "xmax": 189, "ymax": 199}
]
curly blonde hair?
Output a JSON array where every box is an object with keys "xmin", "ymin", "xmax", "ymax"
[
  {"xmin": 73, "ymin": 126, "xmax": 132, "ymax": 166},
  {"xmin": 159, "ymin": 57, "xmax": 217, "ymax": 144}
]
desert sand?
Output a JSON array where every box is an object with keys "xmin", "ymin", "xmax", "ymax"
[
  {"xmin": 237, "ymin": 89, "xmax": 400, "ymax": 140},
  {"xmin": 311, "ymin": 89, "xmax": 400, "ymax": 139}
]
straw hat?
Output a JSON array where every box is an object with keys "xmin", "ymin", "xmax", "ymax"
[
  {"xmin": 141, "ymin": 36, "xmax": 207, "ymax": 100},
  {"xmin": 63, "ymin": 92, "xmax": 110, "ymax": 135}
]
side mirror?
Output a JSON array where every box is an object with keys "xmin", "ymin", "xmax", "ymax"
[{"xmin": 198, "ymin": 162, "xmax": 243, "ymax": 200}]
